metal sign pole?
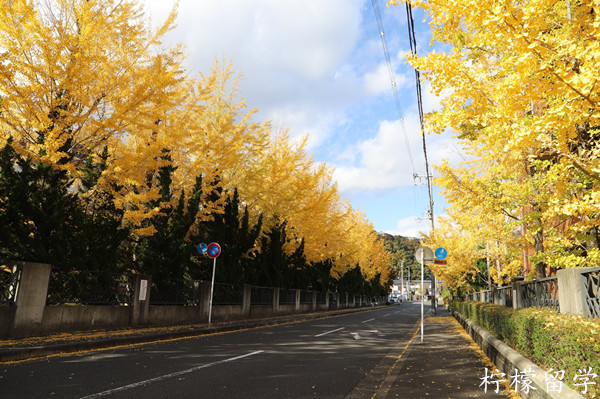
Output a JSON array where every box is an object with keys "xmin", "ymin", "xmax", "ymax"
[
  {"xmin": 208, "ymin": 257, "xmax": 216, "ymax": 326},
  {"xmin": 421, "ymin": 250, "xmax": 424, "ymax": 342}
]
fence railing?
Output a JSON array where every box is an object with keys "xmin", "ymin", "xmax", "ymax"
[
  {"xmin": 0, "ymin": 262, "xmax": 22, "ymax": 305},
  {"xmin": 2, "ymin": 262, "xmax": 382, "ymax": 312},
  {"xmin": 299, "ymin": 290, "xmax": 313, "ymax": 304},
  {"xmin": 46, "ymin": 270, "xmax": 135, "ymax": 306},
  {"xmin": 150, "ymin": 279, "xmax": 195, "ymax": 306},
  {"xmin": 521, "ymin": 276, "xmax": 559, "ymax": 310},
  {"xmin": 212, "ymin": 282, "xmax": 244, "ymax": 305},
  {"xmin": 496, "ymin": 286, "xmax": 513, "ymax": 308},
  {"xmin": 251, "ymin": 286, "xmax": 274, "ymax": 305},
  {"xmin": 582, "ymin": 268, "xmax": 600, "ymax": 318},
  {"xmin": 464, "ymin": 267, "xmax": 600, "ymax": 318},
  {"xmin": 279, "ymin": 289, "xmax": 297, "ymax": 305}
]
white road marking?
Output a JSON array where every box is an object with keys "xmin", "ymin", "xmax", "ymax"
[
  {"xmin": 315, "ymin": 327, "xmax": 345, "ymax": 337},
  {"xmin": 77, "ymin": 350, "xmax": 264, "ymax": 399},
  {"xmin": 361, "ymin": 318, "xmax": 375, "ymax": 323},
  {"xmin": 382, "ymin": 313, "xmax": 392, "ymax": 317},
  {"xmin": 350, "ymin": 332, "xmax": 362, "ymax": 340}
]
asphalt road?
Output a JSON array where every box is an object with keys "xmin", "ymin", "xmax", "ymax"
[{"xmin": 1, "ymin": 303, "xmax": 423, "ymax": 399}]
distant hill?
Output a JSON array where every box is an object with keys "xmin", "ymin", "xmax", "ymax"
[{"xmin": 378, "ymin": 233, "xmax": 433, "ymax": 281}]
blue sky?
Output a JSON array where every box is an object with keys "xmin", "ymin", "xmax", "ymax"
[{"xmin": 143, "ymin": 0, "xmax": 460, "ymax": 238}]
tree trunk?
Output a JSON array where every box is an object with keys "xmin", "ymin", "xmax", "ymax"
[{"xmin": 534, "ymin": 229, "xmax": 546, "ymax": 278}]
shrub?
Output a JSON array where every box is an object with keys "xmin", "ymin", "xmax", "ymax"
[{"xmin": 454, "ymin": 300, "xmax": 600, "ymax": 398}]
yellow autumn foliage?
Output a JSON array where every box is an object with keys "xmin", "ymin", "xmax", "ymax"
[
  {"xmin": 0, "ymin": 0, "xmax": 391, "ymax": 284},
  {"xmin": 390, "ymin": 0, "xmax": 600, "ymax": 285}
]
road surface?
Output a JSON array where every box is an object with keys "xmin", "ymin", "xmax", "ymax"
[{"xmin": 1, "ymin": 303, "xmax": 423, "ymax": 398}]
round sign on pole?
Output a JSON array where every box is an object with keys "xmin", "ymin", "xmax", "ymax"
[
  {"xmin": 197, "ymin": 243, "xmax": 208, "ymax": 255},
  {"xmin": 415, "ymin": 246, "xmax": 434, "ymax": 263},
  {"xmin": 206, "ymin": 242, "xmax": 221, "ymax": 259},
  {"xmin": 435, "ymin": 247, "xmax": 448, "ymax": 260}
]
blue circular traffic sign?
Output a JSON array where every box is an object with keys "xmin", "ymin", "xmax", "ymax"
[
  {"xmin": 206, "ymin": 242, "xmax": 221, "ymax": 259},
  {"xmin": 197, "ymin": 243, "xmax": 208, "ymax": 255},
  {"xmin": 435, "ymin": 247, "xmax": 448, "ymax": 260}
]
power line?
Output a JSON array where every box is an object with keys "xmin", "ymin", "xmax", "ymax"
[
  {"xmin": 371, "ymin": 0, "xmax": 435, "ymax": 230},
  {"xmin": 404, "ymin": 2, "xmax": 435, "ymax": 231},
  {"xmin": 370, "ymin": 0, "xmax": 416, "ymax": 177}
]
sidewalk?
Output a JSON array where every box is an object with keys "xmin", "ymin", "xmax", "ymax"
[{"xmin": 347, "ymin": 307, "xmax": 517, "ymax": 398}]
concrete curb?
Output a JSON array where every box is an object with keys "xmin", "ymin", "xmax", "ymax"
[
  {"xmin": 453, "ymin": 310, "xmax": 584, "ymax": 399},
  {"xmin": 0, "ymin": 306, "xmax": 379, "ymax": 363}
]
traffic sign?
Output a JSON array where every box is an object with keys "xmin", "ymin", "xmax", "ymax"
[
  {"xmin": 197, "ymin": 243, "xmax": 208, "ymax": 255},
  {"xmin": 415, "ymin": 246, "xmax": 433, "ymax": 263},
  {"xmin": 206, "ymin": 242, "xmax": 221, "ymax": 259},
  {"xmin": 435, "ymin": 247, "xmax": 448, "ymax": 260},
  {"xmin": 434, "ymin": 259, "xmax": 447, "ymax": 265}
]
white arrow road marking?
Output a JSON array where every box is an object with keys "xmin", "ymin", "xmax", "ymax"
[
  {"xmin": 365, "ymin": 330, "xmax": 385, "ymax": 337},
  {"xmin": 349, "ymin": 330, "xmax": 385, "ymax": 340},
  {"xmin": 78, "ymin": 350, "xmax": 264, "ymax": 399}
]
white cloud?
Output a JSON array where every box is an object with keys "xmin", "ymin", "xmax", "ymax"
[
  {"xmin": 333, "ymin": 114, "xmax": 419, "ymax": 192},
  {"xmin": 144, "ymin": 0, "xmax": 366, "ymax": 148},
  {"xmin": 363, "ymin": 61, "xmax": 410, "ymax": 97},
  {"xmin": 387, "ymin": 216, "xmax": 429, "ymax": 239}
]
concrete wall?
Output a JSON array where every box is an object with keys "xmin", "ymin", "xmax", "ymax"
[
  {"xmin": 0, "ymin": 306, "xmax": 15, "ymax": 337},
  {"xmin": 41, "ymin": 306, "xmax": 131, "ymax": 334},
  {"xmin": 1, "ymin": 263, "xmax": 384, "ymax": 338}
]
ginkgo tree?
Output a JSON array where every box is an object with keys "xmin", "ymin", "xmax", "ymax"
[
  {"xmin": 0, "ymin": 0, "xmax": 188, "ymax": 231},
  {"xmin": 0, "ymin": 0, "xmax": 393, "ymax": 291},
  {"xmin": 389, "ymin": 0, "xmax": 600, "ymax": 282}
]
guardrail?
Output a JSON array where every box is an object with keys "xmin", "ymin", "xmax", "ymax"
[{"xmin": 464, "ymin": 267, "xmax": 600, "ymax": 318}]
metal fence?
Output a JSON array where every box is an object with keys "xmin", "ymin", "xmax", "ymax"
[
  {"xmin": 150, "ymin": 279, "xmax": 196, "ymax": 305},
  {"xmin": 251, "ymin": 286, "xmax": 273, "ymax": 305},
  {"xmin": 279, "ymin": 289, "xmax": 297, "ymax": 305},
  {"xmin": 582, "ymin": 268, "xmax": 600, "ymax": 318},
  {"xmin": 521, "ymin": 276, "xmax": 559, "ymax": 310},
  {"xmin": 328, "ymin": 292, "xmax": 338, "ymax": 308},
  {"xmin": 315, "ymin": 291, "xmax": 326, "ymax": 304},
  {"xmin": 212, "ymin": 283, "xmax": 243, "ymax": 305},
  {"xmin": 0, "ymin": 263, "xmax": 22, "ymax": 305},
  {"xmin": 299, "ymin": 290, "xmax": 313, "ymax": 304},
  {"xmin": 497, "ymin": 286, "xmax": 513, "ymax": 307},
  {"xmin": 46, "ymin": 270, "xmax": 135, "ymax": 306}
]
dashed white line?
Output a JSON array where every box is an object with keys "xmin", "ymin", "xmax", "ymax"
[
  {"xmin": 78, "ymin": 350, "xmax": 264, "ymax": 399},
  {"xmin": 315, "ymin": 327, "xmax": 345, "ymax": 337},
  {"xmin": 361, "ymin": 318, "xmax": 375, "ymax": 323}
]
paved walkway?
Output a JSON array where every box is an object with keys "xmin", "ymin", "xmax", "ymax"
[{"xmin": 347, "ymin": 307, "xmax": 517, "ymax": 398}]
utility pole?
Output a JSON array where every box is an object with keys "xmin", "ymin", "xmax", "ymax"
[
  {"xmin": 400, "ymin": 261, "xmax": 404, "ymax": 299},
  {"xmin": 405, "ymin": 2, "xmax": 436, "ymax": 314}
]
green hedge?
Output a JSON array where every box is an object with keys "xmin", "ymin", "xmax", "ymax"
[{"xmin": 453, "ymin": 300, "xmax": 600, "ymax": 398}]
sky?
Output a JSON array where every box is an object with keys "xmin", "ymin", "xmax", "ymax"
[{"xmin": 142, "ymin": 0, "xmax": 461, "ymax": 238}]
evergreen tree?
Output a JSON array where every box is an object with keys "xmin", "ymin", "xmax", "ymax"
[
  {"xmin": 194, "ymin": 188, "xmax": 262, "ymax": 287},
  {"xmin": 0, "ymin": 140, "xmax": 84, "ymax": 269},
  {"xmin": 78, "ymin": 147, "xmax": 128, "ymax": 274},
  {"xmin": 254, "ymin": 220, "xmax": 287, "ymax": 287},
  {"xmin": 134, "ymin": 151, "xmax": 203, "ymax": 282},
  {"xmin": 336, "ymin": 265, "xmax": 366, "ymax": 295}
]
